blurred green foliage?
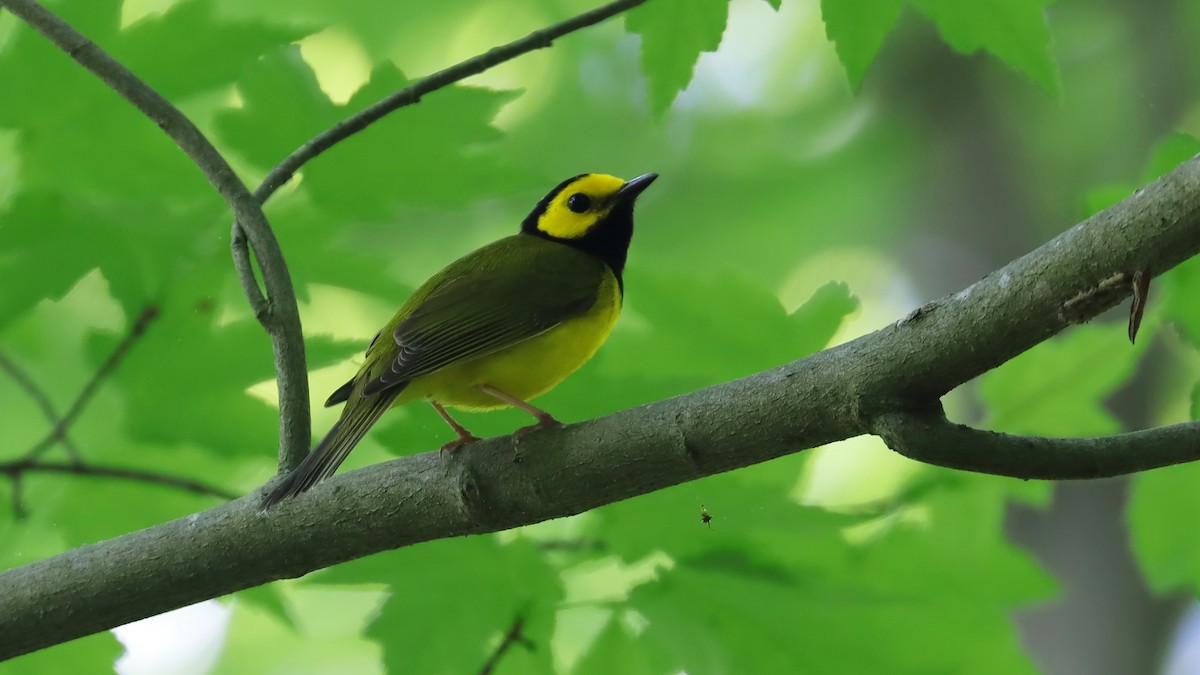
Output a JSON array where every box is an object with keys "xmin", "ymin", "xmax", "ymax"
[{"xmin": 1, "ymin": 0, "xmax": 1199, "ymax": 673}]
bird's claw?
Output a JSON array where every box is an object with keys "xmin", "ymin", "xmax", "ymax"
[
  {"xmin": 440, "ymin": 434, "xmax": 481, "ymax": 454},
  {"xmin": 515, "ymin": 416, "xmax": 562, "ymax": 436}
]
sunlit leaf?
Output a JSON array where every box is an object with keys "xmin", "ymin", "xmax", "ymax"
[
  {"xmin": 570, "ymin": 612, "xmax": 675, "ymax": 675},
  {"xmin": 217, "ymin": 49, "xmax": 531, "ymax": 219},
  {"xmin": 215, "ymin": 46, "xmax": 342, "ymax": 168},
  {"xmin": 96, "ymin": 273, "xmax": 359, "ymax": 457},
  {"xmin": 1130, "ymin": 462, "xmax": 1200, "ymax": 594},
  {"xmin": 978, "ymin": 322, "xmax": 1146, "ymax": 436},
  {"xmin": 234, "ymin": 584, "xmax": 297, "ymax": 631},
  {"xmin": 1141, "ymin": 133, "xmax": 1200, "ymax": 182},
  {"xmin": 625, "ymin": 0, "xmax": 729, "ymax": 116},
  {"xmin": 304, "ymin": 64, "xmax": 529, "ymax": 216},
  {"xmin": 607, "ymin": 272, "xmax": 856, "ymax": 386},
  {"xmin": 0, "ymin": 633, "xmax": 121, "ymax": 675},
  {"xmin": 820, "ymin": 0, "xmax": 906, "ymax": 87}
]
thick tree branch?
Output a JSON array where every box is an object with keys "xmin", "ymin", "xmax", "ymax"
[
  {"xmin": 2, "ymin": 153, "xmax": 1200, "ymax": 660},
  {"xmin": 0, "ymin": 0, "xmax": 312, "ymax": 471},
  {"xmin": 873, "ymin": 413, "xmax": 1200, "ymax": 479}
]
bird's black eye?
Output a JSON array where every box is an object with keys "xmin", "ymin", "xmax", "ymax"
[{"xmin": 566, "ymin": 193, "xmax": 591, "ymax": 213}]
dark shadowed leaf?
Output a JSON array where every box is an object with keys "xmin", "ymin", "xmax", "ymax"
[
  {"xmin": 315, "ymin": 537, "xmax": 561, "ymax": 675},
  {"xmin": 912, "ymin": 0, "xmax": 1060, "ymax": 94}
]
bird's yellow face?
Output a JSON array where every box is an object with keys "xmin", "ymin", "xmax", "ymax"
[
  {"xmin": 521, "ymin": 172, "xmax": 657, "ymax": 284},
  {"xmin": 534, "ymin": 174, "xmax": 628, "ymax": 239}
]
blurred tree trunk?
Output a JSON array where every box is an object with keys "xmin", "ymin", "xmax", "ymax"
[
  {"xmin": 1007, "ymin": 478, "xmax": 1187, "ymax": 675},
  {"xmin": 878, "ymin": 0, "xmax": 1200, "ymax": 671}
]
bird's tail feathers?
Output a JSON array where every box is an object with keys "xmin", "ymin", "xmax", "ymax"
[{"xmin": 260, "ymin": 393, "xmax": 397, "ymax": 510}]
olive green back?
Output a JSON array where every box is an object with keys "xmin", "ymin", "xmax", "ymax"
[{"xmin": 356, "ymin": 235, "xmax": 611, "ymax": 396}]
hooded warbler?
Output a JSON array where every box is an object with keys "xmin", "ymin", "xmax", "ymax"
[{"xmin": 262, "ymin": 172, "xmax": 658, "ymax": 508}]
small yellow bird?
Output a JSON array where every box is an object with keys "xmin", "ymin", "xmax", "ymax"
[{"xmin": 262, "ymin": 172, "xmax": 658, "ymax": 508}]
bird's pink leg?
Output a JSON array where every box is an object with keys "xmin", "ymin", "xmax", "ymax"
[
  {"xmin": 476, "ymin": 384, "xmax": 562, "ymax": 435},
  {"xmin": 430, "ymin": 400, "xmax": 480, "ymax": 452}
]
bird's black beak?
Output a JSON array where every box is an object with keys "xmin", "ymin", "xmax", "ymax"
[{"xmin": 616, "ymin": 173, "xmax": 658, "ymax": 201}]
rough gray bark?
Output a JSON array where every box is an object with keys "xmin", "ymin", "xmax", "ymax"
[{"xmin": 2, "ymin": 151, "xmax": 1200, "ymax": 659}]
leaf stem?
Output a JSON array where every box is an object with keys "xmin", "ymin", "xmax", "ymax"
[
  {"xmin": 22, "ymin": 306, "xmax": 159, "ymax": 461},
  {"xmin": 478, "ymin": 615, "xmax": 532, "ymax": 675},
  {"xmin": 0, "ymin": 350, "xmax": 83, "ymax": 462},
  {"xmin": 0, "ymin": 459, "xmax": 238, "ymax": 511},
  {"xmin": 873, "ymin": 413, "xmax": 1200, "ymax": 479}
]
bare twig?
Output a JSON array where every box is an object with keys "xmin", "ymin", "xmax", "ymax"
[
  {"xmin": 0, "ymin": 459, "xmax": 238, "ymax": 503},
  {"xmin": 0, "ymin": 350, "xmax": 83, "ymax": 462},
  {"xmin": 0, "ymin": 0, "xmax": 311, "ymax": 470},
  {"xmin": 24, "ymin": 306, "xmax": 159, "ymax": 461},
  {"xmin": 8, "ymin": 473, "xmax": 26, "ymax": 520},
  {"xmin": 536, "ymin": 538, "xmax": 607, "ymax": 553},
  {"xmin": 478, "ymin": 615, "xmax": 533, "ymax": 675},
  {"xmin": 874, "ymin": 412, "xmax": 1200, "ymax": 479},
  {"xmin": 0, "ymin": 308, "xmax": 216, "ymax": 514},
  {"xmin": 230, "ymin": 223, "xmax": 269, "ymax": 323},
  {"xmin": 0, "ymin": 350, "xmax": 63, "ymax": 426},
  {"xmin": 252, "ymin": 0, "xmax": 651, "ymax": 205}
]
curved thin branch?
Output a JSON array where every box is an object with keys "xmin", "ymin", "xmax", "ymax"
[
  {"xmin": 0, "ymin": 460, "xmax": 238, "ymax": 503},
  {"xmin": 8, "ymin": 473, "xmax": 25, "ymax": 520},
  {"xmin": 252, "ymin": 0, "xmax": 650, "ymax": 204},
  {"xmin": 0, "ymin": 351, "xmax": 83, "ymax": 462},
  {"xmin": 0, "ymin": 351, "xmax": 62, "ymax": 427},
  {"xmin": 230, "ymin": 222, "xmax": 270, "ymax": 323},
  {"xmin": 22, "ymin": 306, "xmax": 158, "ymax": 461},
  {"xmin": 872, "ymin": 412, "xmax": 1200, "ymax": 479},
  {"xmin": 2, "ymin": 152, "xmax": 1200, "ymax": 659},
  {"xmin": 0, "ymin": 0, "xmax": 311, "ymax": 470},
  {"xmin": 478, "ymin": 615, "xmax": 532, "ymax": 675}
]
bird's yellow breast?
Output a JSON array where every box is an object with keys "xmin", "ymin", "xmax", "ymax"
[{"xmin": 399, "ymin": 268, "xmax": 622, "ymax": 410}]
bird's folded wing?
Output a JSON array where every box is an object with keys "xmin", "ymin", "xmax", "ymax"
[{"xmin": 361, "ymin": 256, "xmax": 604, "ymax": 396}]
